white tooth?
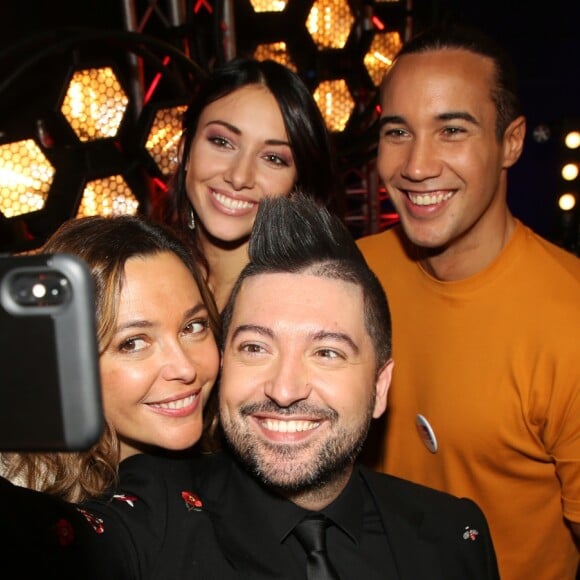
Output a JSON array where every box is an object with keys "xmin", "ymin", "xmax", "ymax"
[{"xmin": 261, "ymin": 419, "xmax": 319, "ymax": 433}]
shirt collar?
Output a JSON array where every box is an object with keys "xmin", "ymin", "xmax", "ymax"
[
  {"xmin": 204, "ymin": 454, "xmax": 364, "ymax": 553},
  {"xmin": 320, "ymin": 464, "xmax": 364, "ymax": 544},
  {"xmin": 278, "ymin": 464, "xmax": 364, "ymax": 545}
]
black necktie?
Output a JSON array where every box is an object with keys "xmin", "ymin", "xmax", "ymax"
[{"xmin": 292, "ymin": 515, "xmax": 340, "ymax": 580}]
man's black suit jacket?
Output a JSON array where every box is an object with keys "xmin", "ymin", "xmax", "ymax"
[{"xmin": 1, "ymin": 451, "xmax": 500, "ymax": 579}]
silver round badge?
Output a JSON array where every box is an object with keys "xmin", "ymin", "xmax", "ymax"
[{"xmin": 416, "ymin": 414, "xmax": 438, "ymax": 453}]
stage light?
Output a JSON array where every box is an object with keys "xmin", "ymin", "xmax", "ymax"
[
  {"xmin": 561, "ymin": 162, "xmax": 579, "ymax": 181},
  {"xmin": 552, "ymin": 118, "xmax": 579, "ymax": 254},
  {"xmin": 558, "ymin": 193, "xmax": 576, "ymax": 211},
  {"xmin": 253, "ymin": 42, "xmax": 297, "ymax": 71},
  {"xmin": 143, "ymin": 103, "xmax": 188, "ymax": 177},
  {"xmin": 306, "ymin": 0, "xmax": 354, "ymax": 50},
  {"xmin": 558, "ymin": 121, "xmax": 580, "ymax": 188},
  {"xmin": 237, "ymin": 0, "xmax": 408, "ymax": 134},
  {"xmin": 76, "ymin": 175, "xmax": 139, "ymax": 218},
  {"xmin": 60, "ymin": 66, "xmax": 129, "ymax": 142},
  {"xmin": 564, "ymin": 130, "xmax": 580, "ymax": 150},
  {"xmin": 363, "ymin": 30, "xmax": 403, "ymax": 86},
  {"xmin": 0, "ymin": 25, "xmax": 207, "ymax": 253},
  {"xmin": 313, "ymin": 79, "xmax": 354, "ymax": 132},
  {"xmin": 249, "ymin": 0, "xmax": 287, "ymax": 11},
  {"xmin": 0, "ymin": 139, "xmax": 55, "ymax": 218}
]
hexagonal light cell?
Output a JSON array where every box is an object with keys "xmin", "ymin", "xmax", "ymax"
[
  {"xmin": 307, "ymin": 0, "xmax": 354, "ymax": 50},
  {"xmin": 76, "ymin": 175, "xmax": 139, "ymax": 218},
  {"xmin": 249, "ymin": 0, "xmax": 287, "ymax": 11},
  {"xmin": 313, "ymin": 79, "xmax": 354, "ymax": 133},
  {"xmin": 254, "ymin": 42, "xmax": 297, "ymax": 72},
  {"xmin": 364, "ymin": 31, "xmax": 403, "ymax": 86},
  {"xmin": 0, "ymin": 139, "xmax": 55, "ymax": 218},
  {"xmin": 145, "ymin": 105, "xmax": 187, "ymax": 177},
  {"xmin": 61, "ymin": 67, "xmax": 129, "ymax": 142}
]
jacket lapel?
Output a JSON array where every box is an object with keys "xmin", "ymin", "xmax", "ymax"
[{"xmin": 360, "ymin": 467, "xmax": 445, "ymax": 578}]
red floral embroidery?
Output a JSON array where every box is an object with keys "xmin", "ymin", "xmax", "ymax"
[
  {"xmin": 77, "ymin": 507, "xmax": 105, "ymax": 534},
  {"xmin": 112, "ymin": 493, "xmax": 138, "ymax": 507},
  {"xmin": 55, "ymin": 518, "xmax": 75, "ymax": 547},
  {"xmin": 181, "ymin": 490, "xmax": 203, "ymax": 511}
]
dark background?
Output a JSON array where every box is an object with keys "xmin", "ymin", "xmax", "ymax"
[{"xmin": 0, "ymin": 0, "xmax": 578, "ymax": 244}]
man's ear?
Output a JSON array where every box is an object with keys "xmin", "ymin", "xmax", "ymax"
[
  {"xmin": 372, "ymin": 359, "xmax": 394, "ymax": 419},
  {"xmin": 502, "ymin": 115, "xmax": 526, "ymax": 168}
]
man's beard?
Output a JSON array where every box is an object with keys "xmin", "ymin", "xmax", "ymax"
[{"xmin": 221, "ymin": 396, "xmax": 375, "ymax": 494}]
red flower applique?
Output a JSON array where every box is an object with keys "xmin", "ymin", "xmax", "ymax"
[
  {"xmin": 112, "ymin": 493, "xmax": 138, "ymax": 507},
  {"xmin": 55, "ymin": 518, "xmax": 75, "ymax": 547},
  {"xmin": 181, "ymin": 490, "xmax": 203, "ymax": 511}
]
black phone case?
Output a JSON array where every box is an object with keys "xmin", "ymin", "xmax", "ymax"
[{"xmin": 0, "ymin": 253, "xmax": 103, "ymax": 451}]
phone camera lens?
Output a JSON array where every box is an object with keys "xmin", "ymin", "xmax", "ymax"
[
  {"xmin": 32, "ymin": 283, "xmax": 47, "ymax": 299},
  {"xmin": 9, "ymin": 271, "xmax": 70, "ymax": 307}
]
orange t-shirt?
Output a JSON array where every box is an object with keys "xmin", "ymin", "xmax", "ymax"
[{"xmin": 357, "ymin": 220, "xmax": 580, "ymax": 580}]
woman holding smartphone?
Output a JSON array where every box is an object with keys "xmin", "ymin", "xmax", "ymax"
[{"xmin": 0, "ymin": 214, "xmax": 220, "ymax": 502}]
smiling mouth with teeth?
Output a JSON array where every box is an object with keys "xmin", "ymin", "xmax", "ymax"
[
  {"xmin": 213, "ymin": 191, "xmax": 255, "ymax": 210},
  {"xmin": 408, "ymin": 191, "xmax": 454, "ymax": 206},
  {"xmin": 260, "ymin": 419, "xmax": 320, "ymax": 433},
  {"xmin": 150, "ymin": 394, "xmax": 196, "ymax": 410}
]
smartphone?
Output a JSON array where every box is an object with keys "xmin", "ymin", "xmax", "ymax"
[{"xmin": 0, "ymin": 252, "xmax": 103, "ymax": 451}]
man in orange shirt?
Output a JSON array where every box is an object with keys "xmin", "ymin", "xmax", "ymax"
[{"xmin": 357, "ymin": 24, "xmax": 580, "ymax": 580}]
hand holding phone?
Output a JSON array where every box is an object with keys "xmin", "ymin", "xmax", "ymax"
[{"xmin": 0, "ymin": 253, "xmax": 103, "ymax": 451}]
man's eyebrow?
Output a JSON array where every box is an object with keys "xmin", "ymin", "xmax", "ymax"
[
  {"xmin": 437, "ymin": 111, "xmax": 479, "ymax": 125},
  {"xmin": 379, "ymin": 115, "xmax": 405, "ymax": 128},
  {"xmin": 379, "ymin": 111, "xmax": 479, "ymax": 128},
  {"xmin": 229, "ymin": 325, "xmax": 359, "ymax": 353},
  {"xmin": 312, "ymin": 330, "xmax": 359, "ymax": 354},
  {"xmin": 230, "ymin": 324, "xmax": 274, "ymax": 341}
]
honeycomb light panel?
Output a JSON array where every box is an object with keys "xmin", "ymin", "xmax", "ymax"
[
  {"xmin": 253, "ymin": 42, "xmax": 297, "ymax": 71},
  {"xmin": 307, "ymin": 0, "xmax": 354, "ymax": 50},
  {"xmin": 364, "ymin": 31, "xmax": 403, "ymax": 86},
  {"xmin": 249, "ymin": 0, "xmax": 287, "ymax": 11},
  {"xmin": 0, "ymin": 139, "xmax": 55, "ymax": 218},
  {"xmin": 61, "ymin": 67, "xmax": 129, "ymax": 142},
  {"xmin": 76, "ymin": 175, "xmax": 139, "ymax": 218},
  {"xmin": 313, "ymin": 79, "xmax": 354, "ymax": 132},
  {"xmin": 145, "ymin": 105, "xmax": 187, "ymax": 176}
]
